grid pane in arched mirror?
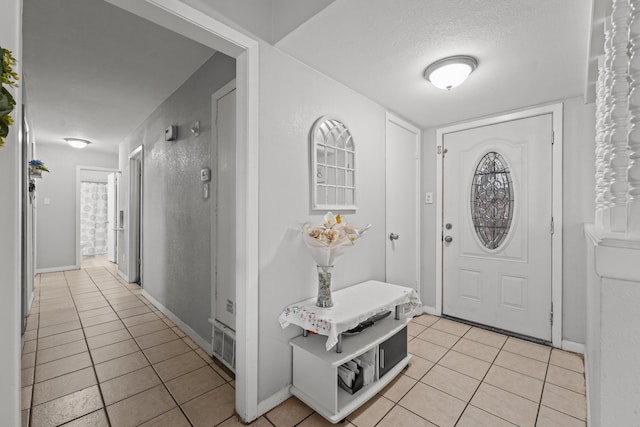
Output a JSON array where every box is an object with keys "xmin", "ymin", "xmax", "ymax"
[
  {"xmin": 470, "ymin": 151, "xmax": 514, "ymax": 250},
  {"xmin": 311, "ymin": 116, "xmax": 356, "ymax": 210}
]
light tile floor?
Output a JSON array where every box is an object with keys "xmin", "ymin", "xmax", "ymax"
[{"xmin": 22, "ymin": 257, "xmax": 586, "ymax": 426}]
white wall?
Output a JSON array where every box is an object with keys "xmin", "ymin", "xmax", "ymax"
[
  {"xmin": 79, "ymin": 169, "xmax": 110, "ymax": 183},
  {"xmin": 257, "ymin": 44, "xmax": 388, "ymax": 402},
  {"xmin": 420, "ymin": 96, "xmax": 595, "ymax": 344},
  {"xmin": 35, "ymin": 144, "xmax": 117, "ymax": 271},
  {"xmin": 182, "ymin": 0, "xmax": 334, "ymax": 44},
  {"xmin": 562, "ymin": 97, "xmax": 595, "ymax": 343},
  {"xmin": 271, "ymin": 0, "xmax": 335, "ymax": 43},
  {"xmin": 118, "ymin": 52, "xmax": 236, "ymax": 343},
  {"xmin": 585, "ymin": 227, "xmax": 640, "ymax": 426},
  {"xmin": 0, "ymin": 0, "xmax": 23, "ymax": 424}
]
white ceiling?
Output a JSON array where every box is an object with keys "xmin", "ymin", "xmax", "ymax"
[
  {"xmin": 276, "ymin": 0, "xmax": 593, "ymax": 129},
  {"xmin": 23, "ymin": 0, "xmax": 215, "ymax": 153},
  {"xmin": 22, "ymin": 0, "xmax": 593, "ymax": 151}
]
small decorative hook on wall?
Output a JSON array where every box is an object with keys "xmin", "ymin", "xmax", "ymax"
[{"xmin": 190, "ymin": 121, "xmax": 200, "ymax": 137}]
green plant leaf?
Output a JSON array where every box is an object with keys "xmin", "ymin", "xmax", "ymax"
[
  {"xmin": 0, "ymin": 119, "xmax": 8, "ymax": 138},
  {"xmin": 1, "ymin": 87, "xmax": 15, "ymax": 107},
  {"xmin": 0, "ymin": 92, "xmax": 10, "ymax": 116}
]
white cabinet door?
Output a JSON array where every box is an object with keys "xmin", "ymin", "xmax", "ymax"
[
  {"xmin": 213, "ymin": 82, "xmax": 236, "ymax": 330},
  {"xmin": 443, "ymin": 115, "xmax": 553, "ymax": 341}
]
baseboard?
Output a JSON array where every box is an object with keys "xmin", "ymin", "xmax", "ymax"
[
  {"xmin": 421, "ymin": 305, "xmax": 438, "ymax": 316},
  {"xmin": 116, "ymin": 269, "xmax": 130, "ymax": 283},
  {"xmin": 257, "ymin": 385, "xmax": 292, "ymax": 416},
  {"xmin": 142, "ymin": 290, "xmax": 213, "ymax": 354},
  {"xmin": 35, "ymin": 265, "xmax": 78, "ymax": 274},
  {"xmin": 27, "ymin": 292, "xmax": 34, "ymax": 315},
  {"xmin": 561, "ymin": 340, "xmax": 585, "ymax": 354}
]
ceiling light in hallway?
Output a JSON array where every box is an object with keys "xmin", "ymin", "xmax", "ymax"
[{"xmin": 65, "ymin": 138, "xmax": 91, "ymax": 149}]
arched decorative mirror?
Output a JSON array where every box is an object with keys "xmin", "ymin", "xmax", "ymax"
[{"xmin": 310, "ymin": 116, "xmax": 356, "ymax": 210}]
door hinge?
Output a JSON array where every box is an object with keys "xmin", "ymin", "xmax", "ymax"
[
  {"xmin": 550, "ymin": 217, "xmax": 555, "ymax": 235},
  {"xmin": 552, "ymin": 131, "xmax": 555, "ymax": 145},
  {"xmin": 550, "ymin": 302, "xmax": 554, "ymax": 326}
]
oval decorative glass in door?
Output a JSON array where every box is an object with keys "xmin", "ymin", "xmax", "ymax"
[{"xmin": 470, "ymin": 151, "xmax": 514, "ymax": 249}]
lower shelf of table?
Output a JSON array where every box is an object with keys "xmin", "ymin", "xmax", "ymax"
[{"xmin": 290, "ymin": 354, "xmax": 411, "ymax": 424}]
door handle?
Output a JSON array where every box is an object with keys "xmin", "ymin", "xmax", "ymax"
[
  {"xmin": 389, "ymin": 233, "xmax": 399, "ymax": 241},
  {"xmin": 444, "ymin": 235, "xmax": 453, "ymax": 243}
]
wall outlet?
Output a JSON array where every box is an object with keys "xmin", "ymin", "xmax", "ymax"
[{"xmin": 425, "ymin": 192, "xmax": 433, "ymax": 204}]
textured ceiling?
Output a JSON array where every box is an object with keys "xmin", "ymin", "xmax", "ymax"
[
  {"xmin": 23, "ymin": 0, "xmax": 215, "ymax": 152},
  {"xmin": 276, "ymin": 0, "xmax": 592, "ymax": 128}
]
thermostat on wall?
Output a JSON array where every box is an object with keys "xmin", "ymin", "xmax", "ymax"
[
  {"xmin": 201, "ymin": 168, "xmax": 211, "ymax": 182},
  {"xmin": 165, "ymin": 125, "xmax": 177, "ymax": 141}
]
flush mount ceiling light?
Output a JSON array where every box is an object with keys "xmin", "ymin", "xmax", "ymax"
[
  {"xmin": 424, "ymin": 55, "xmax": 478, "ymax": 90},
  {"xmin": 65, "ymin": 138, "xmax": 92, "ymax": 149}
]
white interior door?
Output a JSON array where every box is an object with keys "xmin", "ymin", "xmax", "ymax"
[
  {"xmin": 213, "ymin": 81, "xmax": 236, "ymax": 330},
  {"xmin": 107, "ymin": 173, "xmax": 117, "ymax": 263},
  {"xmin": 443, "ymin": 115, "xmax": 553, "ymax": 341},
  {"xmin": 386, "ymin": 113, "xmax": 420, "ymax": 290}
]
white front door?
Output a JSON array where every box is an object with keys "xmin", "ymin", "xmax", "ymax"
[
  {"xmin": 442, "ymin": 114, "xmax": 553, "ymax": 341},
  {"xmin": 385, "ymin": 113, "xmax": 420, "ymax": 290}
]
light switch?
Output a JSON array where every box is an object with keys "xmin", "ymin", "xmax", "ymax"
[
  {"xmin": 425, "ymin": 192, "xmax": 433, "ymax": 204},
  {"xmin": 44, "ymin": 197, "xmax": 51, "ymax": 205}
]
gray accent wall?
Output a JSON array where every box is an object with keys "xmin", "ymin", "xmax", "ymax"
[
  {"xmin": 35, "ymin": 144, "xmax": 118, "ymax": 270},
  {"xmin": 118, "ymin": 52, "xmax": 236, "ymax": 343}
]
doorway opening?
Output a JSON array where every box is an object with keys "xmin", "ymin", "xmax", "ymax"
[
  {"xmin": 103, "ymin": 0, "xmax": 259, "ymax": 420},
  {"xmin": 75, "ymin": 166, "xmax": 119, "ymax": 270}
]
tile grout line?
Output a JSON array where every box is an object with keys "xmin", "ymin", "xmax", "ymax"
[
  {"xmin": 532, "ymin": 349, "xmax": 552, "ymax": 426},
  {"xmin": 63, "ymin": 268, "xmax": 114, "ymax": 427},
  {"xmin": 26, "ymin": 283, "xmax": 40, "ymax": 427},
  {"xmin": 450, "ymin": 328, "xmax": 511, "ymax": 427},
  {"xmin": 88, "ymin": 264, "xmax": 198, "ymax": 426}
]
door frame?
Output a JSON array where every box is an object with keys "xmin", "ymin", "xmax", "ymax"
[
  {"xmin": 75, "ymin": 165, "xmax": 119, "ymax": 269},
  {"xmin": 385, "ymin": 112, "xmax": 421, "ymax": 292},
  {"xmin": 102, "ymin": 0, "xmax": 260, "ymax": 420},
  {"xmin": 128, "ymin": 146, "xmax": 143, "ymax": 284},
  {"xmin": 435, "ymin": 103, "xmax": 563, "ymax": 348}
]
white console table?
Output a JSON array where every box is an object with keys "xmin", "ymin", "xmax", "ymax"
[
  {"xmin": 279, "ymin": 280, "xmax": 421, "ymax": 423},
  {"xmin": 279, "ymin": 280, "xmax": 421, "ymax": 351}
]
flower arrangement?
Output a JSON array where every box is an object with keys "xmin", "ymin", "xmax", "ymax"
[
  {"xmin": 29, "ymin": 160, "xmax": 49, "ymax": 176},
  {"xmin": 302, "ymin": 212, "xmax": 371, "ymax": 266},
  {"xmin": 0, "ymin": 46, "xmax": 19, "ymax": 147}
]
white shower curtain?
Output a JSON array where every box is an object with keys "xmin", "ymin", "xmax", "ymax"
[{"xmin": 80, "ymin": 182, "xmax": 109, "ymax": 256}]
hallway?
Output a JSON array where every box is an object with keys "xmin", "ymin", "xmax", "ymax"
[
  {"xmin": 21, "ymin": 257, "xmax": 587, "ymax": 426},
  {"xmin": 21, "ymin": 257, "xmax": 242, "ymax": 426}
]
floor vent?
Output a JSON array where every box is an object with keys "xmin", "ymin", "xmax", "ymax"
[{"xmin": 212, "ymin": 320, "xmax": 236, "ymax": 373}]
